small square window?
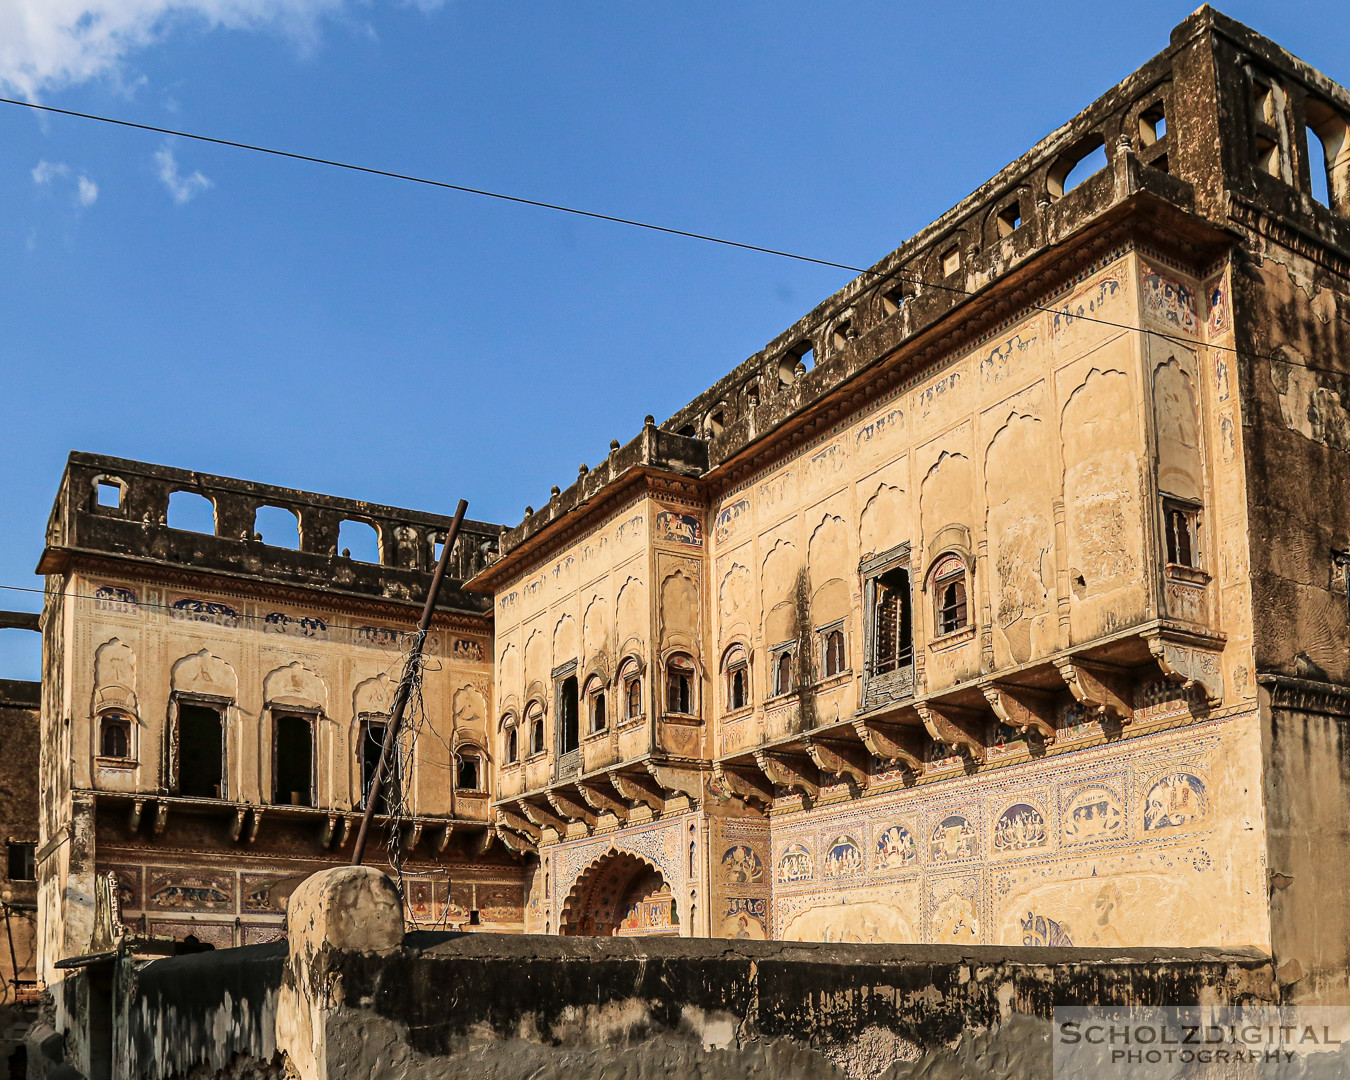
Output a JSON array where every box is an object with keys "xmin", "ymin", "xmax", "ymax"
[
  {"xmin": 941, "ymin": 246, "xmax": 961, "ymax": 277},
  {"xmin": 7, "ymin": 842, "xmax": 35, "ymax": 882},
  {"xmin": 997, "ymin": 204, "xmax": 1022, "ymax": 238}
]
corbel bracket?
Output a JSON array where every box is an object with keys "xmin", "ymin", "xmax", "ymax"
[
  {"xmin": 1055, "ymin": 657, "xmax": 1134, "ymax": 722},
  {"xmin": 916, "ymin": 701, "xmax": 987, "ymax": 763},
  {"xmin": 982, "ymin": 683, "xmax": 1058, "ymax": 742}
]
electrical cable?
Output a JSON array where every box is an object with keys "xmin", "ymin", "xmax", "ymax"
[{"xmin": 0, "ymin": 94, "xmax": 1327, "ymax": 376}]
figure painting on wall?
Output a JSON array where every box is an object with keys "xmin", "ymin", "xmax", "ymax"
[
  {"xmin": 993, "ymin": 804, "xmax": 1048, "ymax": 852},
  {"xmin": 777, "ymin": 844, "xmax": 813, "ymax": 884},
  {"xmin": 1144, "ymin": 772, "xmax": 1207, "ymax": 831},
  {"xmin": 823, "ymin": 836, "xmax": 863, "ymax": 879},
  {"xmin": 874, "ymin": 825, "xmax": 916, "ymax": 870},
  {"xmin": 721, "ymin": 845, "xmax": 764, "ymax": 885},
  {"xmin": 930, "ymin": 815, "xmax": 977, "ymax": 862}
]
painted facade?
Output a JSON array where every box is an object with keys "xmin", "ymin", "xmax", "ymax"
[{"xmin": 31, "ymin": 7, "xmax": 1350, "ymax": 1009}]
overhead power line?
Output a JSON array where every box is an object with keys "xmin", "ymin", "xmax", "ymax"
[{"xmin": 0, "ymin": 96, "xmax": 1315, "ymax": 373}]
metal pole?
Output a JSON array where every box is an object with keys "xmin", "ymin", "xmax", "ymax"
[{"xmin": 351, "ymin": 499, "xmax": 469, "ymax": 867}]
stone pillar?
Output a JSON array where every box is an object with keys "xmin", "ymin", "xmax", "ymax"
[{"xmin": 275, "ymin": 866, "xmax": 403, "ymax": 1080}]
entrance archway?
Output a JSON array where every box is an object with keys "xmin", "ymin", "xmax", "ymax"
[{"xmin": 560, "ymin": 851, "xmax": 679, "ymax": 937}]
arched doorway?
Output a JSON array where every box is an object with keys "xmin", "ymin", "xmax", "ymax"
[{"xmin": 560, "ymin": 851, "xmax": 680, "ymax": 937}]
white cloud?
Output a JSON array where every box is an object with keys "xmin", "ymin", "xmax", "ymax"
[
  {"xmin": 0, "ymin": 0, "xmax": 351, "ymax": 99},
  {"xmin": 154, "ymin": 142, "xmax": 211, "ymax": 204},
  {"xmin": 76, "ymin": 175, "xmax": 99, "ymax": 206},
  {"xmin": 32, "ymin": 160, "xmax": 70, "ymax": 185}
]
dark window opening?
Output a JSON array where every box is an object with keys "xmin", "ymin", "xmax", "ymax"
[
  {"xmin": 559, "ymin": 675, "xmax": 579, "ymax": 754},
  {"xmin": 996, "ymin": 203, "xmax": 1022, "ymax": 237},
  {"xmin": 505, "ymin": 724, "xmax": 518, "ymax": 764},
  {"xmin": 822, "ymin": 629, "xmax": 846, "ymax": 678},
  {"xmin": 938, "ymin": 580, "xmax": 968, "ymax": 635},
  {"xmin": 361, "ymin": 718, "xmax": 398, "ymax": 815},
  {"xmin": 589, "ymin": 689, "xmax": 607, "ymax": 733},
  {"xmin": 730, "ymin": 667, "xmax": 747, "ymax": 711},
  {"xmin": 99, "ymin": 712, "xmax": 132, "ymax": 759},
  {"xmin": 6, "ymin": 842, "xmax": 35, "ymax": 882},
  {"xmin": 1164, "ymin": 501, "xmax": 1200, "ymax": 568},
  {"xmin": 774, "ymin": 650, "xmax": 794, "ymax": 696},
  {"xmin": 178, "ymin": 703, "xmax": 224, "ymax": 799},
  {"xmin": 529, "ymin": 711, "xmax": 545, "ymax": 755},
  {"xmin": 625, "ymin": 674, "xmax": 642, "ymax": 719},
  {"xmin": 457, "ymin": 753, "xmax": 480, "ymax": 791},
  {"xmin": 676, "ymin": 424, "xmax": 697, "ymax": 438},
  {"xmin": 832, "ymin": 321, "xmax": 854, "ymax": 350},
  {"xmin": 666, "ymin": 656, "xmax": 695, "ymax": 715},
  {"xmin": 872, "ymin": 567, "xmax": 914, "ymax": 674},
  {"xmin": 468, "ymin": 909, "xmax": 481, "ymax": 926},
  {"xmin": 274, "ymin": 714, "xmax": 313, "ymax": 807}
]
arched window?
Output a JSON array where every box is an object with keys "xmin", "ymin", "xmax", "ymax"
[
  {"xmin": 721, "ymin": 645, "xmax": 749, "ymax": 712},
  {"xmin": 931, "ymin": 554, "xmax": 970, "ymax": 636},
  {"xmin": 99, "ymin": 710, "xmax": 133, "ymax": 760},
  {"xmin": 273, "ymin": 713, "xmax": 314, "ymax": 807},
  {"xmin": 773, "ymin": 648, "xmax": 794, "ymax": 697},
  {"xmin": 821, "ymin": 628, "xmax": 847, "ymax": 677},
  {"xmin": 526, "ymin": 703, "xmax": 545, "ymax": 756},
  {"xmin": 501, "ymin": 713, "xmax": 519, "ymax": 765},
  {"xmin": 665, "ymin": 654, "xmax": 696, "ymax": 716},
  {"xmin": 619, "ymin": 658, "xmax": 642, "ymax": 720},
  {"xmin": 456, "ymin": 746, "xmax": 483, "ymax": 791},
  {"xmin": 586, "ymin": 676, "xmax": 607, "ymax": 733}
]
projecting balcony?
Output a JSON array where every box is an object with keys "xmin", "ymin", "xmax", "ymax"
[{"xmin": 710, "ymin": 620, "xmax": 1225, "ymax": 811}]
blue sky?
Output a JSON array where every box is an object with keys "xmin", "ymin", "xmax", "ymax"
[{"xmin": 1, "ymin": 0, "xmax": 1347, "ymax": 680}]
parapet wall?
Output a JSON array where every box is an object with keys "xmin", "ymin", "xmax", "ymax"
[
  {"xmin": 37, "ymin": 866, "xmax": 1278, "ymax": 1080},
  {"xmin": 40, "ymin": 452, "xmax": 500, "ymax": 616}
]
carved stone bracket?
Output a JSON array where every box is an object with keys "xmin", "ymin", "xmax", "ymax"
[
  {"xmin": 246, "ymin": 809, "xmax": 263, "ymax": 844},
  {"xmin": 646, "ymin": 761, "xmax": 703, "ymax": 803},
  {"xmin": 710, "ymin": 761, "xmax": 773, "ymax": 808},
  {"xmin": 802, "ymin": 735, "xmax": 870, "ymax": 788},
  {"xmin": 320, "ymin": 814, "xmax": 339, "ymax": 849},
  {"xmin": 576, "ymin": 781, "xmax": 629, "ymax": 824},
  {"xmin": 982, "ymin": 683, "xmax": 1058, "ymax": 742},
  {"xmin": 753, "ymin": 750, "xmax": 819, "ymax": 800},
  {"xmin": 153, "ymin": 802, "xmax": 168, "ymax": 836},
  {"xmin": 547, "ymin": 791, "xmax": 597, "ymax": 828},
  {"xmin": 851, "ymin": 718, "xmax": 925, "ymax": 772},
  {"xmin": 608, "ymin": 769, "xmax": 665, "ymax": 814},
  {"xmin": 401, "ymin": 821, "xmax": 423, "ymax": 852},
  {"xmin": 497, "ymin": 808, "xmax": 541, "ymax": 843},
  {"xmin": 1055, "ymin": 657, "xmax": 1134, "ymax": 721},
  {"xmin": 916, "ymin": 702, "xmax": 986, "ymax": 763},
  {"xmin": 475, "ymin": 826, "xmax": 497, "ymax": 856},
  {"xmin": 128, "ymin": 799, "xmax": 145, "ymax": 836},
  {"xmin": 497, "ymin": 827, "xmax": 537, "ymax": 857},
  {"xmin": 1148, "ymin": 636, "xmax": 1223, "ymax": 706},
  {"xmin": 434, "ymin": 823, "xmax": 454, "ymax": 853},
  {"xmin": 520, "ymin": 800, "xmax": 568, "ymax": 836},
  {"xmin": 229, "ymin": 807, "xmax": 246, "ymax": 843}
]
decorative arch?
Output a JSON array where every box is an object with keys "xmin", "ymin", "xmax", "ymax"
[
  {"xmin": 170, "ymin": 649, "xmax": 237, "ymax": 699},
  {"xmin": 263, "ymin": 661, "xmax": 327, "ymax": 712},
  {"xmin": 559, "ymin": 848, "xmax": 678, "ymax": 937},
  {"xmin": 93, "ymin": 637, "xmax": 138, "ymax": 713}
]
